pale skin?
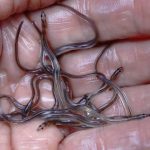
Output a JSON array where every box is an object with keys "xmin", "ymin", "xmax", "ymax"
[{"xmin": 0, "ymin": 0, "xmax": 150, "ymax": 149}]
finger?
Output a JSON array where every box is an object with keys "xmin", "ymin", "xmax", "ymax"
[
  {"xmin": 0, "ymin": 0, "xmax": 57, "ymax": 20},
  {"xmin": 59, "ymin": 40, "xmax": 150, "ymax": 97},
  {"xmin": 11, "ymin": 120, "xmax": 63, "ymax": 150},
  {"xmin": 63, "ymin": 0, "xmax": 150, "ymax": 41},
  {"xmin": 28, "ymin": 0, "xmax": 150, "ymax": 49},
  {"xmin": 92, "ymin": 84, "xmax": 150, "ymax": 116},
  {"xmin": 59, "ymin": 118, "xmax": 150, "ymax": 150},
  {"xmin": 0, "ymin": 123, "xmax": 11, "ymax": 150}
]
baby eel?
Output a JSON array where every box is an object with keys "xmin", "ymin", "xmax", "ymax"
[
  {"xmin": 55, "ymin": 4, "xmax": 99, "ymax": 56},
  {"xmin": 15, "ymin": 21, "xmax": 44, "ymax": 74},
  {"xmin": 36, "ymin": 12, "xmax": 71, "ymax": 109}
]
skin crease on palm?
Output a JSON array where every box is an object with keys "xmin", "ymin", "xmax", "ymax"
[{"xmin": 1, "ymin": 0, "xmax": 150, "ymax": 149}]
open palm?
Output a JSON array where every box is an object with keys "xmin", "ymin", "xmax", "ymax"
[{"xmin": 0, "ymin": 0, "xmax": 150, "ymax": 150}]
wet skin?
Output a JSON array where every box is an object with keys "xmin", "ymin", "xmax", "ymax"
[{"xmin": 0, "ymin": 0, "xmax": 150, "ymax": 149}]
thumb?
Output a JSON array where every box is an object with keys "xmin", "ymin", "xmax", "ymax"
[{"xmin": 0, "ymin": 0, "xmax": 57, "ymax": 20}]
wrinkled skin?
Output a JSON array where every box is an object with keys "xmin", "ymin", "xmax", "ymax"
[{"xmin": 0, "ymin": 0, "xmax": 150, "ymax": 149}]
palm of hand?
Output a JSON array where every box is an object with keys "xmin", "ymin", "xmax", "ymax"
[{"xmin": 0, "ymin": 0, "xmax": 150, "ymax": 150}]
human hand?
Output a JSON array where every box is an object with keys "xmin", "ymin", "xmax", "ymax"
[{"xmin": 0, "ymin": 0, "xmax": 150, "ymax": 150}]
